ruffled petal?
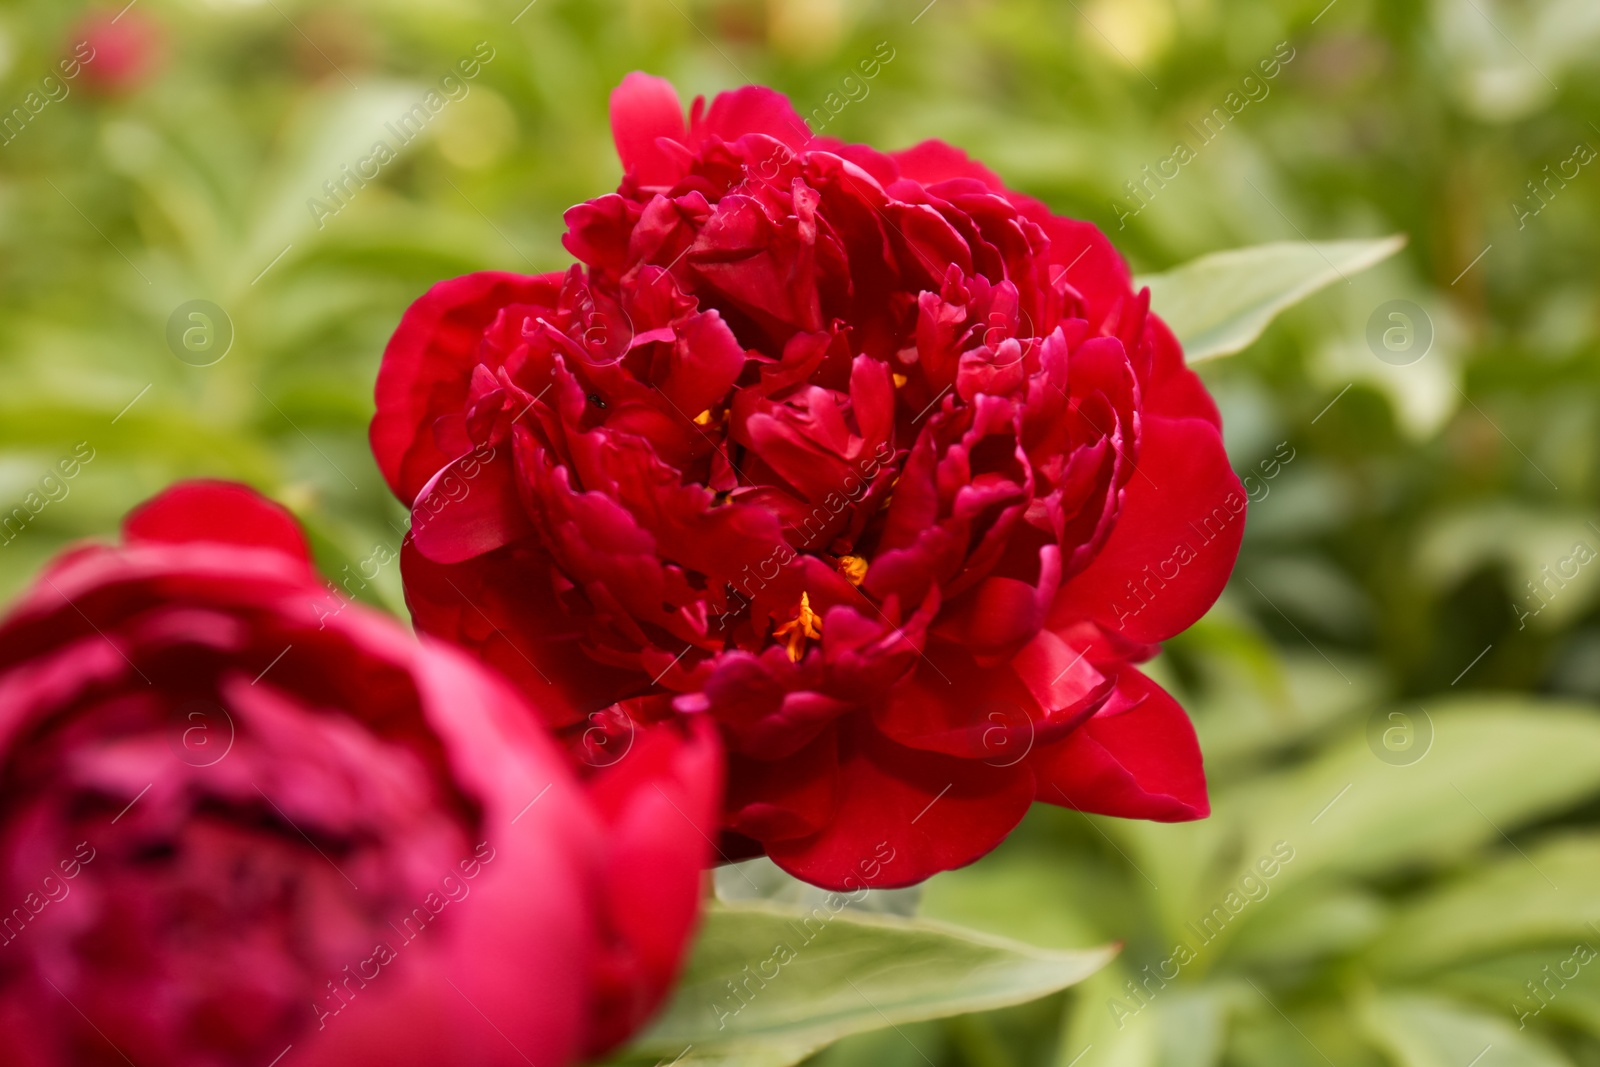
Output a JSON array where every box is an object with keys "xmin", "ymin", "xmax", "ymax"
[
  {"xmin": 399, "ymin": 540, "xmax": 647, "ymax": 728},
  {"xmin": 410, "ymin": 448, "xmax": 536, "ymax": 565},
  {"xmin": 1034, "ymin": 665, "xmax": 1208, "ymax": 820},
  {"xmin": 1050, "ymin": 414, "xmax": 1245, "ymax": 644},
  {"xmin": 371, "ymin": 271, "xmax": 562, "ymax": 503},
  {"xmin": 765, "ymin": 717, "xmax": 1034, "ymax": 890},
  {"xmin": 724, "ymin": 727, "xmax": 840, "ymax": 843}
]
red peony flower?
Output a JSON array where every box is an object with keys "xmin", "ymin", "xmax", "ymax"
[
  {"xmin": 0, "ymin": 481, "xmax": 719, "ymax": 1066},
  {"xmin": 372, "ymin": 73, "xmax": 1245, "ymax": 891}
]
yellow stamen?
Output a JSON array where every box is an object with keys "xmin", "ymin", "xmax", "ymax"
[
  {"xmin": 773, "ymin": 592, "xmax": 823, "ymax": 662},
  {"xmin": 838, "ymin": 555, "xmax": 869, "ymax": 586},
  {"xmin": 892, "ymin": 373, "xmax": 908, "ymax": 389},
  {"xmin": 693, "ymin": 409, "xmax": 714, "ymax": 426}
]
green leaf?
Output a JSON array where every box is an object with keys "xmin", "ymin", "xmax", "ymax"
[
  {"xmin": 1107, "ymin": 696, "xmax": 1600, "ymax": 969},
  {"xmin": 1371, "ymin": 832, "xmax": 1600, "ymax": 975},
  {"xmin": 919, "ymin": 850, "xmax": 1128, "ymax": 952},
  {"xmin": 1413, "ymin": 505, "xmax": 1600, "ymax": 632},
  {"xmin": 1056, "ymin": 967, "xmax": 1159, "ymax": 1067},
  {"xmin": 1430, "ymin": 948, "xmax": 1600, "ymax": 1038},
  {"xmin": 1213, "ymin": 696, "xmax": 1600, "ymax": 892},
  {"xmin": 607, "ymin": 901, "xmax": 1116, "ymax": 1067},
  {"xmin": 1152, "ymin": 989, "xmax": 1228, "ymax": 1067},
  {"xmin": 1358, "ymin": 991, "xmax": 1573, "ymax": 1067},
  {"xmin": 1227, "ymin": 879, "xmax": 1388, "ymax": 967},
  {"xmin": 1137, "ymin": 236, "xmax": 1406, "ymax": 362},
  {"xmin": 716, "ymin": 856, "xmax": 925, "ymax": 917}
]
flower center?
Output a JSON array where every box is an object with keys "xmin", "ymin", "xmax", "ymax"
[{"xmin": 773, "ymin": 592, "xmax": 823, "ymax": 662}]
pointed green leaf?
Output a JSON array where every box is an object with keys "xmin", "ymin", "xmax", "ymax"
[
  {"xmin": 607, "ymin": 901, "xmax": 1116, "ymax": 1067},
  {"xmin": 1138, "ymin": 236, "xmax": 1406, "ymax": 362},
  {"xmin": 1056, "ymin": 967, "xmax": 1160, "ymax": 1067},
  {"xmin": 1359, "ymin": 992, "xmax": 1572, "ymax": 1067},
  {"xmin": 1213, "ymin": 697, "xmax": 1600, "ymax": 893},
  {"xmin": 1429, "ymin": 949, "xmax": 1600, "ymax": 1039},
  {"xmin": 1370, "ymin": 832, "xmax": 1600, "ymax": 975}
]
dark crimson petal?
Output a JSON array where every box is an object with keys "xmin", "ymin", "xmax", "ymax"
[
  {"xmin": 400, "ymin": 540, "xmax": 647, "ymax": 728},
  {"xmin": 658, "ymin": 309, "xmax": 748, "ymax": 418},
  {"xmin": 764, "ymin": 717, "xmax": 1034, "ymax": 891},
  {"xmin": 123, "ymin": 480, "xmax": 312, "ymax": 564},
  {"xmin": 1030, "ymin": 214, "xmax": 1135, "ymax": 336},
  {"xmin": 813, "ymin": 139, "xmax": 902, "ymax": 186},
  {"xmin": 687, "ymin": 192, "xmax": 825, "ymax": 333},
  {"xmin": 684, "ymin": 648, "xmax": 850, "ymax": 760},
  {"xmin": 1034, "ymin": 665, "xmax": 1208, "ymax": 821},
  {"xmin": 1049, "ymin": 415, "xmax": 1245, "ymax": 644},
  {"xmin": 872, "ymin": 628, "xmax": 1106, "ymax": 761},
  {"xmin": 724, "ymin": 726, "xmax": 841, "ymax": 844},
  {"xmin": 563, "ymin": 193, "xmax": 640, "ymax": 275},
  {"xmin": 372, "ymin": 272, "xmax": 562, "ymax": 504},
  {"xmin": 930, "ymin": 545, "xmax": 1061, "ymax": 662},
  {"xmin": 410, "ymin": 448, "xmax": 536, "ymax": 565},
  {"xmin": 1011, "ymin": 627, "xmax": 1118, "ymax": 719}
]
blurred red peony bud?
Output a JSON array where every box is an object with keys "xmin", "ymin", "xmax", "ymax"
[
  {"xmin": 70, "ymin": 8, "xmax": 162, "ymax": 96},
  {"xmin": 0, "ymin": 481, "xmax": 720, "ymax": 1066}
]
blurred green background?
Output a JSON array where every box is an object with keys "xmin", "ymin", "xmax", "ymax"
[{"xmin": 3, "ymin": 0, "xmax": 1600, "ymax": 1064}]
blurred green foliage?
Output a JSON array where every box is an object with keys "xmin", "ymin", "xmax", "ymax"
[{"xmin": 2, "ymin": 0, "xmax": 1599, "ymax": 1063}]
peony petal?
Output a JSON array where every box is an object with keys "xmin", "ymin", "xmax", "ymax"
[
  {"xmin": 765, "ymin": 717, "xmax": 1034, "ymax": 890},
  {"xmin": 410, "ymin": 448, "xmax": 535, "ymax": 565},
  {"xmin": 724, "ymin": 727, "xmax": 841, "ymax": 843},
  {"xmin": 372, "ymin": 271, "xmax": 562, "ymax": 504},
  {"xmin": 581, "ymin": 715, "xmax": 723, "ymax": 1056},
  {"xmin": 610, "ymin": 72, "xmax": 689, "ymax": 188},
  {"xmin": 873, "ymin": 628, "xmax": 1105, "ymax": 762},
  {"xmin": 400, "ymin": 540, "xmax": 647, "ymax": 728},
  {"xmin": 658, "ymin": 309, "xmax": 747, "ymax": 418},
  {"xmin": 122, "ymin": 480, "xmax": 312, "ymax": 563},
  {"xmin": 1141, "ymin": 312, "xmax": 1222, "ymax": 428},
  {"xmin": 1034, "ymin": 665, "xmax": 1208, "ymax": 821},
  {"xmin": 931, "ymin": 545, "xmax": 1060, "ymax": 662},
  {"xmin": 890, "ymin": 139, "xmax": 1008, "ymax": 191},
  {"xmin": 1032, "ymin": 215, "xmax": 1135, "ymax": 336},
  {"xmin": 0, "ymin": 482, "xmax": 711, "ymax": 1066},
  {"xmin": 1010, "ymin": 626, "xmax": 1116, "ymax": 723},
  {"xmin": 1050, "ymin": 414, "xmax": 1245, "ymax": 644},
  {"xmin": 563, "ymin": 193, "xmax": 640, "ymax": 274},
  {"xmin": 698, "ymin": 85, "xmax": 812, "ymax": 150}
]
